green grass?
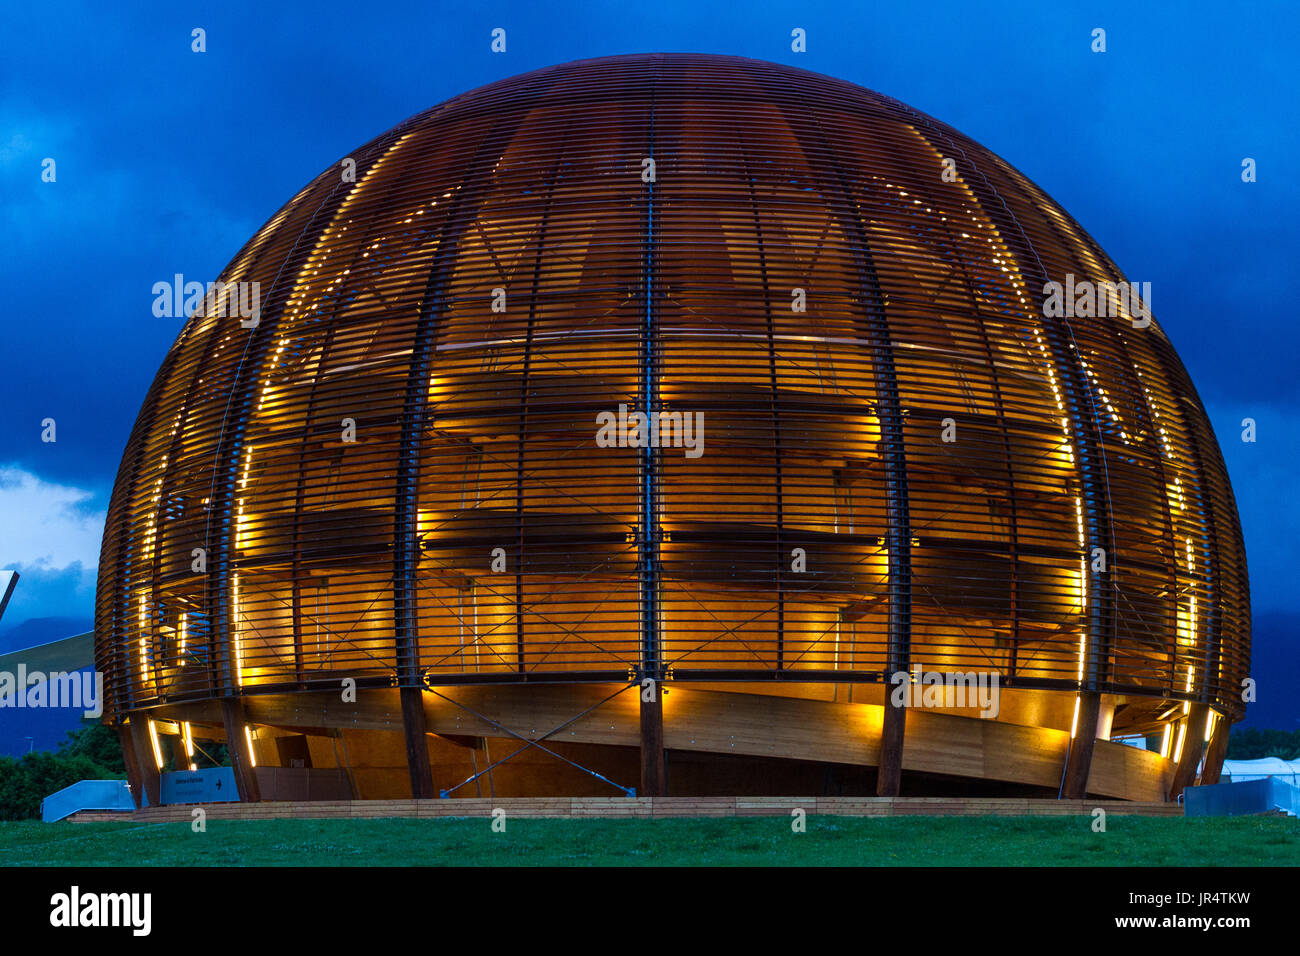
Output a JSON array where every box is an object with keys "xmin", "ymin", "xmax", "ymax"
[{"xmin": 1, "ymin": 814, "xmax": 1297, "ymax": 866}]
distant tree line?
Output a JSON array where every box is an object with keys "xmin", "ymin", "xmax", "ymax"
[
  {"xmin": 1226, "ymin": 728, "xmax": 1300, "ymax": 761},
  {"xmin": 0, "ymin": 724, "xmax": 124, "ymax": 821},
  {"xmin": 0, "ymin": 723, "xmax": 233, "ymax": 820}
]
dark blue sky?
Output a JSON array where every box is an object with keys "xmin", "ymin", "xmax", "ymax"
[{"xmin": 1, "ymin": 1, "xmax": 1295, "ymax": 717}]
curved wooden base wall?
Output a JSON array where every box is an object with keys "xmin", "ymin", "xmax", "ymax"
[{"xmin": 124, "ymin": 683, "xmax": 1186, "ymax": 803}]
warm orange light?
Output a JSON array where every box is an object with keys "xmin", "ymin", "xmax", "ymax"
[
  {"xmin": 137, "ymin": 591, "xmax": 151, "ymax": 687},
  {"xmin": 232, "ymin": 572, "xmax": 243, "ymax": 687},
  {"xmin": 147, "ymin": 719, "xmax": 164, "ymax": 770}
]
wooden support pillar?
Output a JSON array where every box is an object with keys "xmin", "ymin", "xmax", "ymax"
[
  {"xmin": 807, "ymin": 96, "xmax": 911, "ymax": 802},
  {"xmin": 640, "ymin": 685, "xmax": 666, "ymax": 798},
  {"xmin": 1061, "ymin": 692, "xmax": 1101, "ymax": 799},
  {"xmin": 168, "ymin": 732, "xmax": 190, "ymax": 771},
  {"xmin": 400, "ymin": 686, "xmax": 436, "ymax": 799},
  {"xmin": 221, "ymin": 697, "xmax": 261, "ymax": 803},
  {"xmin": 117, "ymin": 723, "xmax": 147, "ymax": 809},
  {"xmin": 1199, "ymin": 711, "xmax": 1230, "ymax": 786},
  {"xmin": 876, "ymin": 696, "xmax": 906, "ymax": 797},
  {"xmin": 126, "ymin": 716, "xmax": 162, "ymax": 809},
  {"xmin": 1168, "ymin": 703, "xmax": 1209, "ymax": 801}
]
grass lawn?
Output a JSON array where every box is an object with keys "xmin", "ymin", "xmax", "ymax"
[{"xmin": 0, "ymin": 814, "xmax": 1297, "ymax": 866}]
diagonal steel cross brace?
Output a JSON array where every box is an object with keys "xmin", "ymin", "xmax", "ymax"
[{"xmin": 422, "ymin": 681, "xmax": 638, "ymax": 798}]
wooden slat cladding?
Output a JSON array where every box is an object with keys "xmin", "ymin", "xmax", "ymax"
[{"xmin": 95, "ymin": 54, "xmax": 1248, "ymax": 740}]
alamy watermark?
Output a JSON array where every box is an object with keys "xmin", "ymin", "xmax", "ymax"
[
  {"xmin": 888, "ymin": 666, "xmax": 1000, "ymax": 718},
  {"xmin": 1042, "ymin": 273, "xmax": 1150, "ymax": 328},
  {"xmin": 152, "ymin": 274, "xmax": 261, "ymax": 327},
  {"xmin": 0, "ymin": 665, "xmax": 104, "ymax": 718},
  {"xmin": 50, "ymin": 886, "xmax": 151, "ymax": 936},
  {"xmin": 595, "ymin": 403, "xmax": 704, "ymax": 459}
]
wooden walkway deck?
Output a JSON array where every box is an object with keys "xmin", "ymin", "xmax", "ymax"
[{"xmin": 65, "ymin": 796, "xmax": 1183, "ymax": 822}]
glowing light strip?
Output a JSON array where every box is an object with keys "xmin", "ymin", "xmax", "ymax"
[
  {"xmin": 1075, "ymin": 497, "xmax": 1087, "ymax": 683},
  {"xmin": 147, "ymin": 719, "xmax": 164, "ymax": 770},
  {"xmin": 1181, "ymin": 538, "xmax": 1197, "ymax": 706},
  {"xmin": 263, "ymin": 133, "xmax": 415, "ymax": 412},
  {"xmin": 137, "ymin": 591, "xmax": 151, "ymax": 687},
  {"xmin": 232, "ymin": 572, "xmax": 243, "ymax": 687},
  {"xmin": 230, "ymin": 443, "xmax": 254, "ymax": 688},
  {"xmin": 183, "ymin": 721, "xmax": 196, "ymax": 771}
]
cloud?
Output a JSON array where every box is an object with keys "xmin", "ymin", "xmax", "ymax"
[{"xmin": 0, "ymin": 465, "xmax": 105, "ymax": 572}]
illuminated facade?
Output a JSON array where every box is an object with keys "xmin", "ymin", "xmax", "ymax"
[{"xmin": 96, "ymin": 54, "xmax": 1248, "ymax": 804}]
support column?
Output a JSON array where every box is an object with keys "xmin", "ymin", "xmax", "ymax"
[
  {"xmin": 221, "ymin": 697, "xmax": 261, "ymax": 803},
  {"xmin": 637, "ymin": 80, "xmax": 665, "ymax": 803},
  {"xmin": 117, "ymin": 722, "xmax": 147, "ymax": 809},
  {"xmin": 877, "ymin": 695, "xmax": 906, "ymax": 797},
  {"xmin": 126, "ymin": 716, "xmax": 162, "ymax": 808},
  {"xmin": 640, "ymin": 686, "xmax": 665, "ymax": 798},
  {"xmin": 1168, "ymin": 702, "xmax": 1209, "ymax": 801},
  {"xmin": 400, "ymin": 686, "xmax": 436, "ymax": 799},
  {"xmin": 168, "ymin": 732, "xmax": 190, "ymax": 772},
  {"xmin": 787, "ymin": 123, "xmax": 911, "ymax": 798},
  {"xmin": 1199, "ymin": 711, "xmax": 1230, "ymax": 786},
  {"xmin": 1061, "ymin": 691, "xmax": 1102, "ymax": 799}
]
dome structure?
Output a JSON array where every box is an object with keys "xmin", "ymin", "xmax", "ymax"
[{"xmin": 96, "ymin": 53, "xmax": 1248, "ymax": 804}]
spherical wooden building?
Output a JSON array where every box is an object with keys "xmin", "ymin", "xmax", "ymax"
[{"xmin": 97, "ymin": 53, "xmax": 1248, "ymax": 805}]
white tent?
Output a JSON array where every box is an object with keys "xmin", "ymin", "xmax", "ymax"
[{"xmin": 1221, "ymin": 757, "xmax": 1300, "ymax": 786}]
